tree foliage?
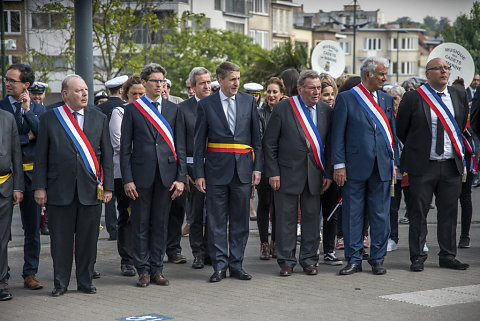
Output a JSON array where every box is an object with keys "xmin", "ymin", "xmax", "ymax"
[{"xmin": 442, "ymin": 1, "xmax": 480, "ymax": 72}]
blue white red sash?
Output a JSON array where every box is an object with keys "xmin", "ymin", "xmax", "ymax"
[
  {"xmin": 53, "ymin": 105, "xmax": 101, "ymax": 183},
  {"xmin": 462, "ymin": 135, "xmax": 477, "ymax": 173},
  {"xmin": 417, "ymin": 83, "xmax": 464, "ymax": 160},
  {"xmin": 289, "ymin": 95, "xmax": 325, "ymax": 171},
  {"xmin": 133, "ymin": 96, "xmax": 177, "ymax": 162},
  {"xmin": 351, "ymin": 84, "xmax": 394, "ymax": 159}
]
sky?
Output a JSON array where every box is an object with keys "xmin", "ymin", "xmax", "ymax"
[{"xmin": 296, "ymin": 0, "xmax": 475, "ymax": 24}]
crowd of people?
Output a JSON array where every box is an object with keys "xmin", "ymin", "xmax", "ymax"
[{"xmin": 0, "ymin": 56, "xmax": 476, "ymax": 301}]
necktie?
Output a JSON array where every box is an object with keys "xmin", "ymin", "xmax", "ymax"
[
  {"xmin": 13, "ymin": 101, "xmax": 23, "ymax": 130},
  {"xmin": 307, "ymin": 106, "xmax": 313, "ymax": 119},
  {"xmin": 72, "ymin": 111, "xmax": 79, "ymax": 123},
  {"xmin": 152, "ymin": 101, "xmax": 160, "ymax": 111},
  {"xmin": 227, "ymin": 97, "xmax": 236, "ymax": 134},
  {"xmin": 435, "ymin": 92, "xmax": 444, "ymax": 155}
]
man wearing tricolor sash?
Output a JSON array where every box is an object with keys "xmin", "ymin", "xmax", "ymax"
[
  {"xmin": 120, "ymin": 63, "xmax": 187, "ymax": 287},
  {"xmin": 397, "ymin": 57, "xmax": 469, "ymax": 272},
  {"xmin": 33, "ymin": 75, "xmax": 114, "ymax": 296},
  {"xmin": 263, "ymin": 70, "xmax": 333, "ymax": 277},
  {"xmin": 332, "ymin": 57, "xmax": 399, "ymax": 276},
  {"xmin": 194, "ymin": 62, "xmax": 263, "ymax": 282}
]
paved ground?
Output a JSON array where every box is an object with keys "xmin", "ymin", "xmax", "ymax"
[{"xmin": 3, "ymin": 190, "xmax": 480, "ymax": 321}]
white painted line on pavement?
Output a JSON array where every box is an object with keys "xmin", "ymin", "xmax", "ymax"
[{"xmin": 380, "ymin": 284, "xmax": 480, "ymax": 307}]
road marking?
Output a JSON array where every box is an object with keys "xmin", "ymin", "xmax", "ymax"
[{"xmin": 380, "ymin": 284, "xmax": 480, "ymax": 307}]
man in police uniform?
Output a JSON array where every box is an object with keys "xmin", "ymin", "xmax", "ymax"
[
  {"xmin": 98, "ymin": 75, "xmax": 128, "ymax": 242},
  {"xmin": 163, "ymin": 79, "xmax": 184, "ymax": 104},
  {"xmin": 28, "ymin": 82, "xmax": 48, "ymax": 105}
]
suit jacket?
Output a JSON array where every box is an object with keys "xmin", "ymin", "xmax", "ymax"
[
  {"xmin": 32, "ymin": 106, "xmax": 114, "ymax": 206},
  {"xmin": 0, "ymin": 109, "xmax": 24, "ymax": 197},
  {"xmin": 194, "ymin": 91, "xmax": 263, "ymax": 185},
  {"xmin": 0, "ymin": 97, "xmax": 45, "ymax": 170},
  {"xmin": 120, "ymin": 97, "xmax": 187, "ymax": 189},
  {"xmin": 396, "ymin": 85, "xmax": 469, "ymax": 176},
  {"xmin": 262, "ymin": 98, "xmax": 332, "ymax": 195},
  {"xmin": 470, "ymin": 87, "xmax": 480, "ymax": 136},
  {"xmin": 98, "ymin": 96, "xmax": 125, "ymax": 120},
  {"xmin": 331, "ymin": 89, "xmax": 399, "ymax": 182},
  {"xmin": 179, "ymin": 96, "xmax": 199, "ymax": 179}
]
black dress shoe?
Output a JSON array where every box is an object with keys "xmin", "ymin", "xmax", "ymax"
[
  {"xmin": 40, "ymin": 226, "xmax": 50, "ymax": 235},
  {"xmin": 339, "ymin": 263, "xmax": 362, "ymax": 275},
  {"xmin": 439, "ymin": 258, "xmax": 469, "ymax": 270},
  {"xmin": 51, "ymin": 287, "xmax": 67, "ymax": 297},
  {"xmin": 209, "ymin": 270, "xmax": 226, "ymax": 282},
  {"xmin": 0, "ymin": 289, "xmax": 12, "ymax": 301},
  {"xmin": 168, "ymin": 253, "xmax": 187, "ymax": 264},
  {"xmin": 121, "ymin": 264, "xmax": 136, "ymax": 277},
  {"xmin": 92, "ymin": 270, "xmax": 101, "ymax": 279},
  {"xmin": 77, "ymin": 285, "xmax": 96, "ymax": 294},
  {"xmin": 371, "ymin": 262, "xmax": 387, "ymax": 275},
  {"xmin": 192, "ymin": 256, "xmax": 205, "ymax": 269},
  {"xmin": 230, "ymin": 269, "xmax": 252, "ymax": 280},
  {"xmin": 410, "ymin": 259, "xmax": 424, "ymax": 272}
]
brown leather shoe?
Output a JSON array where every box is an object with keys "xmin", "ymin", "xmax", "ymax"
[
  {"xmin": 3, "ymin": 277, "xmax": 9, "ymax": 291},
  {"xmin": 136, "ymin": 274, "xmax": 150, "ymax": 287},
  {"xmin": 151, "ymin": 273, "xmax": 169, "ymax": 286},
  {"xmin": 270, "ymin": 240, "xmax": 277, "ymax": 258},
  {"xmin": 279, "ymin": 266, "xmax": 293, "ymax": 277},
  {"xmin": 303, "ymin": 264, "xmax": 318, "ymax": 275},
  {"xmin": 260, "ymin": 242, "xmax": 270, "ymax": 260},
  {"xmin": 24, "ymin": 275, "xmax": 43, "ymax": 290}
]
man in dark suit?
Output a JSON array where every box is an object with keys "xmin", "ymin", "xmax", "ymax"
[
  {"xmin": 332, "ymin": 57, "xmax": 398, "ymax": 276},
  {"xmin": 33, "ymin": 74, "xmax": 114, "ymax": 296},
  {"xmin": 97, "ymin": 75, "xmax": 128, "ymax": 242},
  {"xmin": 263, "ymin": 70, "xmax": 332, "ymax": 276},
  {"xmin": 466, "ymin": 73, "xmax": 479, "ymax": 103},
  {"xmin": 178, "ymin": 67, "xmax": 212, "ymax": 269},
  {"xmin": 396, "ymin": 57, "xmax": 469, "ymax": 272},
  {"xmin": 0, "ymin": 63, "xmax": 45, "ymax": 290},
  {"xmin": 0, "ymin": 110, "xmax": 24, "ymax": 301},
  {"xmin": 194, "ymin": 61, "xmax": 263, "ymax": 282},
  {"xmin": 120, "ymin": 63, "xmax": 186, "ymax": 287}
]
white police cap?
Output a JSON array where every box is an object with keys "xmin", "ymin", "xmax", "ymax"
[
  {"xmin": 243, "ymin": 82, "xmax": 263, "ymax": 93},
  {"xmin": 105, "ymin": 75, "xmax": 128, "ymax": 88}
]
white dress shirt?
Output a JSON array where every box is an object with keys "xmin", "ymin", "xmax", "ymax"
[{"xmin": 430, "ymin": 88, "xmax": 455, "ymax": 160}]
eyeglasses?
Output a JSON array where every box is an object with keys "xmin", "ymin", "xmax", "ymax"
[
  {"xmin": 3, "ymin": 77, "xmax": 23, "ymax": 84},
  {"xmin": 427, "ymin": 66, "xmax": 451, "ymax": 72},
  {"xmin": 148, "ymin": 79, "xmax": 167, "ymax": 84}
]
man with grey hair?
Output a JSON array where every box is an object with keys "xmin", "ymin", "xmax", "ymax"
[
  {"xmin": 178, "ymin": 67, "xmax": 212, "ymax": 269},
  {"xmin": 263, "ymin": 69, "xmax": 333, "ymax": 276},
  {"xmin": 194, "ymin": 61, "xmax": 262, "ymax": 282},
  {"xmin": 33, "ymin": 74, "xmax": 114, "ymax": 296},
  {"xmin": 332, "ymin": 56, "xmax": 399, "ymax": 276},
  {"xmin": 120, "ymin": 63, "xmax": 186, "ymax": 287}
]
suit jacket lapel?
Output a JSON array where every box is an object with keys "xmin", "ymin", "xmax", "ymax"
[
  {"xmin": 82, "ymin": 106, "xmax": 94, "ymax": 143},
  {"xmin": 448, "ymin": 86, "xmax": 463, "ymax": 127},
  {"xmin": 214, "ymin": 94, "xmax": 231, "ymax": 134}
]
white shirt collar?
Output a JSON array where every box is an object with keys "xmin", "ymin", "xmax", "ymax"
[{"xmin": 219, "ymin": 89, "xmax": 235, "ymax": 102}]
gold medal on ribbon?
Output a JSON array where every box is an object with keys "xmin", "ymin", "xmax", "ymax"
[{"xmin": 97, "ymin": 184, "xmax": 104, "ymax": 201}]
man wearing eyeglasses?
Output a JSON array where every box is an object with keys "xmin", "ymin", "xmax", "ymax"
[
  {"xmin": 120, "ymin": 63, "xmax": 186, "ymax": 287},
  {"xmin": 0, "ymin": 64, "xmax": 45, "ymax": 291},
  {"xmin": 397, "ymin": 57, "xmax": 469, "ymax": 272}
]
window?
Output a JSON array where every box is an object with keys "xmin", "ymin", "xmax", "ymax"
[
  {"xmin": 215, "ymin": 0, "xmax": 222, "ymax": 10},
  {"xmin": 225, "ymin": 0, "xmax": 247, "ymax": 15},
  {"xmin": 272, "ymin": 9, "xmax": 277, "ymax": 33},
  {"xmin": 401, "ymin": 62, "xmax": 414, "ymax": 75},
  {"xmin": 6, "ymin": 55, "xmax": 22, "ymax": 65},
  {"xmin": 252, "ymin": 0, "xmax": 268, "ymax": 14},
  {"xmin": 340, "ymin": 41, "xmax": 351, "ymax": 54},
  {"xmin": 4, "ymin": 10, "xmax": 21, "ymax": 34},
  {"xmin": 249, "ymin": 29, "xmax": 269, "ymax": 49},
  {"xmin": 273, "ymin": 8, "xmax": 289, "ymax": 34},
  {"xmin": 390, "ymin": 38, "xmax": 397, "ymax": 50},
  {"xmin": 363, "ymin": 37, "xmax": 381, "ymax": 51},
  {"xmin": 401, "ymin": 37, "xmax": 417, "ymax": 50},
  {"xmin": 32, "ymin": 12, "xmax": 68, "ymax": 29},
  {"xmin": 226, "ymin": 21, "xmax": 244, "ymax": 34},
  {"xmin": 389, "ymin": 62, "xmax": 398, "ymax": 75}
]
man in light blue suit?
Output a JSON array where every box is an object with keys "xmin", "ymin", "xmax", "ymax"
[{"xmin": 332, "ymin": 57, "xmax": 399, "ymax": 275}]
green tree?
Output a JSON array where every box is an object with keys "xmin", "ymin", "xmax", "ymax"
[
  {"xmin": 442, "ymin": 2, "xmax": 480, "ymax": 72},
  {"xmin": 151, "ymin": 11, "xmax": 262, "ymax": 97},
  {"xmin": 28, "ymin": 0, "xmax": 162, "ymax": 84}
]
